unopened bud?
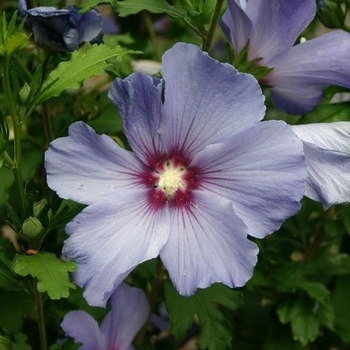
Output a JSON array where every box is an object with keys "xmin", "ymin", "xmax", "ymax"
[
  {"xmin": 317, "ymin": 0, "xmax": 345, "ymax": 29},
  {"xmin": 0, "ymin": 336, "xmax": 12, "ymax": 350},
  {"xmin": 19, "ymin": 83, "xmax": 31, "ymax": 104},
  {"xmin": 22, "ymin": 217, "xmax": 43, "ymax": 239},
  {"xmin": 33, "ymin": 198, "xmax": 48, "ymax": 218}
]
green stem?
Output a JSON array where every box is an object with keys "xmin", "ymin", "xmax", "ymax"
[
  {"xmin": 202, "ymin": 0, "xmax": 225, "ymax": 52},
  {"xmin": 34, "ymin": 281, "xmax": 48, "ymax": 350},
  {"xmin": 143, "ymin": 12, "xmax": 162, "ymax": 61},
  {"xmin": 41, "ymin": 102, "xmax": 54, "ymax": 147},
  {"xmin": 2, "ymin": 58, "xmax": 26, "ymax": 218},
  {"xmin": 1, "ymin": 150, "xmax": 16, "ymax": 168}
]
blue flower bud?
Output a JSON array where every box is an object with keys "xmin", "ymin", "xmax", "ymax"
[{"xmin": 18, "ymin": 0, "xmax": 103, "ymax": 52}]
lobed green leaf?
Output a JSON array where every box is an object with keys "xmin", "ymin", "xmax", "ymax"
[
  {"xmin": 164, "ymin": 282, "xmax": 243, "ymax": 350},
  {"xmin": 13, "ymin": 252, "xmax": 76, "ymax": 299}
]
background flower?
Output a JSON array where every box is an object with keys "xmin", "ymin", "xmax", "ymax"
[
  {"xmin": 220, "ymin": 0, "xmax": 350, "ymax": 114},
  {"xmin": 18, "ymin": 0, "xmax": 102, "ymax": 51},
  {"xmin": 61, "ymin": 283, "xmax": 149, "ymax": 350},
  {"xmin": 45, "ymin": 43, "xmax": 307, "ymax": 307}
]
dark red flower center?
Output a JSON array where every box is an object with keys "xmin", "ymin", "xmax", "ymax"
[{"xmin": 141, "ymin": 156, "xmax": 199, "ymax": 210}]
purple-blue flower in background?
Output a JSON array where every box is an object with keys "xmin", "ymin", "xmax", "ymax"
[
  {"xmin": 61, "ymin": 283, "xmax": 149, "ymax": 350},
  {"xmin": 18, "ymin": 0, "xmax": 102, "ymax": 51},
  {"xmin": 220, "ymin": 0, "xmax": 350, "ymax": 114},
  {"xmin": 45, "ymin": 43, "xmax": 307, "ymax": 307},
  {"xmin": 291, "ymin": 122, "xmax": 350, "ymax": 209}
]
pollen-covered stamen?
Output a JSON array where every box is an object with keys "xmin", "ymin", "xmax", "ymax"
[{"xmin": 156, "ymin": 161, "xmax": 187, "ymax": 197}]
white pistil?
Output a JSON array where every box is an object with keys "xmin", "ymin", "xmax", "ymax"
[{"xmin": 157, "ymin": 162, "xmax": 186, "ymax": 197}]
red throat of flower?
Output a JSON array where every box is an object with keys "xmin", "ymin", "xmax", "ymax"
[{"xmin": 141, "ymin": 154, "xmax": 199, "ymax": 210}]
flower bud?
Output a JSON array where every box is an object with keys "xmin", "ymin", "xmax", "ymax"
[
  {"xmin": 0, "ymin": 336, "xmax": 12, "ymax": 350},
  {"xmin": 19, "ymin": 83, "xmax": 31, "ymax": 104},
  {"xmin": 317, "ymin": 0, "xmax": 345, "ymax": 29},
  {"xmin": 22, "ymin": 216, "xmax": 43, "ymax": 239},
  {"xmin": 33, "ymin": 198, "xmax": 48, "ymax": 218}
]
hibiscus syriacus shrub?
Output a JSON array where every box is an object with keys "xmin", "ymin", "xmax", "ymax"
[{"xmin": 0, "ymin": 0, "xmax": 350, "ymax": 349}]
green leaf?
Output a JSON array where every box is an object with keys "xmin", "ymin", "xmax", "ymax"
[
  {"xmin": 332, "ymin": 276, "xmax": 350, "ymax": 342},
  {"xmin": 164, "ymin": 282, "xmax": 243, "ymax": 350},
  {"xmin": 113, "ymin": 0, "xmax": 185, "ymax": 18},
  {"xmin": 277, "ymin": 300, "xmax": 320, "ymax": 345},
  {"xmin": 303, "ymin": 101, "xmax": 350, "ymax": 123},
  {"xmin": 4, "ymin": 201, "xmax": 22, "ymax": 230},
  {"xmin": 35, "ymin": 44, "xmax": 134, "ymax": 105},
  {"xmin": 0, "ymin": 336, "xmax": 12, "ymax": 350},
  {"xmin": 13, "ymin": 252, "xmax": 76, "ymax": 299},
  {"xmin": 49, "ymin": 339, "xmax": 81, "ymax": 350},
  {"xmin": 12, "ymin": 333, "xmax": 31, "ymax": 350},
  {"xmin": 298, "ymin": 281, "xmax": 330, "ymax": 304},
  {"xmin": 80, "ymin": 0, "xmax": 114, "ymax": 12},
  {"xmin": 0, "ymin": 258, "xmax": 23, "ymax": 291},
  {"xmin": 0, "ymin": 290, "xmax": 35, "ymax": 332},
  {"xmin": 0, "ymin": 11, "xmax": 28, "ymax": 56},
  {"xmin": 0, "ymin": 33, "xmax": 28, "ymax": 56}
]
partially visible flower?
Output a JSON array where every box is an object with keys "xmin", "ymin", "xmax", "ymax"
[
  {"xmin": 291, "ymin": 122, "xmax": 350, "ymax": 209},
  {"xmin": 18, "ymin": 0, "xmax": 102, "ymax": 52},
  {"xmin": 61, "ymin": 283, "xmax": 149, "ymax": 350},
  {"xmin": 101, "ymin": 15, "xmax": 119, "ymax": 35},
  {"xmin": 45, "ymin": 43, "xmax": 307, "ymax": 307},
  {"xmin": 220, "ymin": 0, "xmax": 350, "ymax": 114},
  {"xmin": 99, "ymin": 5, "xmax": 119, "ymax": 35}
]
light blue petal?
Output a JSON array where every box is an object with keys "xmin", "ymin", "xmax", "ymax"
[
  {"xmin": 160, "ymin": 43, "xmax": 265, "ymax": 157},
  {"xmin": 192, "ymin": 120, "xmax": 307, "ymax": 238},
  {"xmin": 100, "ymin": 284, "xmax": 149, "ymax": 350},
  {"xmin": 63, "ymin": 189, "xmax": 170, "ymax": 307},
  {"xmin": 61, "ymin": 311, "xmax": 105, "ymax": 349},
  {"xmin": 292, "ymin": 123, "xmax": 350, "ymax": 208},
  {"xmin": 45, "ymin": 121, "xmax": 144, "ymax": 206},
  {"xmin": 109, "ymin": 73, "xmax": 164, "ymax": 165},
  {"xmin": 160, "ymin": 191, "xmax": 258, "ymax": 296},
  {"xmin": 63, "ymin": 27, "xmax": 79, "ymax": 51},
  {"xmin": 220, "ymin": 0, "xmax": 252, "ymax": 55},
  {"xmin": 69, "ymin": 8, "xmax": 102, "ymax": 44},
  {"xmin": 268, "ymin": 31, "xmax": 350, "ymax": 114}
]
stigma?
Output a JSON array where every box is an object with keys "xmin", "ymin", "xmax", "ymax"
[{"xmin": 156, "ymin": 161, "xmax": 186, "ymax": 197}]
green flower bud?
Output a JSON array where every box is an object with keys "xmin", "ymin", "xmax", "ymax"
[
  {"xmin": 0, "ymin": 336, "xmax": 12, "ymax": 350},
  {"xmin": 317, "ymin": 0, "xmax": 345, "ymax": 29},
  {"xmin": 33, "ymin": 198, "xmax": 48, "ymax": 218},
  {"xmin": 19, "ymin": 83, "xmax": 31, "ymax": 104},
  {"xmin": 22, "ymin": 216, "xmax": 43, "ymax": 239}
]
